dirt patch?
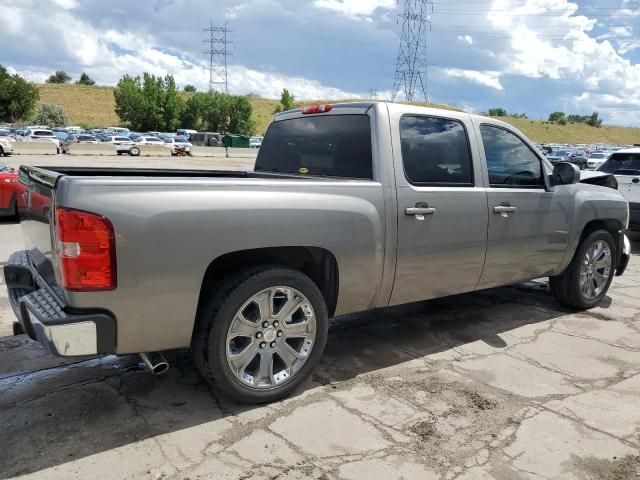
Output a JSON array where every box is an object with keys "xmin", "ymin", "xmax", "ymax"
[
  {"xmin": 409, "ymin": 420, "xmax": 437, "ymax": 441},
  {"xmin": 576, "ymin": 454, "xmax": 640, "ymax": 480}
]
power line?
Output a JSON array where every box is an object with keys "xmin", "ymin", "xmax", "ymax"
[
  {"xmin": 203, "ymin": 22, "xmax": 233, "ymax": 94},
  {"xmin": 393, "ymin": 0, "xmax": 433, "ymax": 102}
]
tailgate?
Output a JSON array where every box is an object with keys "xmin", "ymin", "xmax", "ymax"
[{"xmin": 18, "ymin": 166, "xmax": 62, "ymax": 285}]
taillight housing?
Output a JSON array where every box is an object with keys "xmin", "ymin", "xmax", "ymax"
[
  {"xmin": 301, "ymin": 104, "xmax": 333, "ymax": 114},
  {"xmin": 55, "ymin": 207, "xmax": 116, "ymax": 291}
]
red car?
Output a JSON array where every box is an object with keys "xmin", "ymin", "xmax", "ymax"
[{"xmin": 0, "ymin": 165, "xmax": 25, "ymax": 218}]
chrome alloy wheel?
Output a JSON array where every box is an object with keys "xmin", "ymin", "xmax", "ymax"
[
  {"xmin": 579, "ymin": 240, "xmax": 612, "ymax": 300},
  {"xmin": 225, "ymin": 287, "xmax": 317, "ymax": 389}
]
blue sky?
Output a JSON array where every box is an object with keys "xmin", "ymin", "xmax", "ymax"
[{"xmin": 1, "ymin": 0, "xmax": 639, "ymax": 124}]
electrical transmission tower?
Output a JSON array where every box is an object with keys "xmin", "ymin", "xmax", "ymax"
[
  {"xmin": 204, "ymin": 22, "xmax": 233, "ymax": 94},
  {"xmin": 392, "ymin": 0, "xmax": 432, "ymax": 102}
]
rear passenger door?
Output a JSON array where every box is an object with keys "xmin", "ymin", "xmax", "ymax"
[
  {"xmin": 476, "ymin": 123, "xmax": 571, "ymax": 288},
  {"xmin": 389, "ymin": 113, "xmax": 488, "ymax": 305}
]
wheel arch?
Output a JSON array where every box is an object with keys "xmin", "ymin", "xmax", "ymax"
[{"xmin": 196, "ymin": 246, "xmax": 340, "ymax": 321}]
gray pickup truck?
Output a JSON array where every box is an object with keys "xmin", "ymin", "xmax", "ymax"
[{"xmin": 4, "ymin": 102, "xmax": 632, "ymax": 403}]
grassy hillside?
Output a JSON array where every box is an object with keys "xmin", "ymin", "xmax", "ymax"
[
  {"xmin": 496, "ymin": 116, "xmax": 640, "ymax": 145},
  {"xmin": 36, "ymin": 84, "xmax": 640, "ymax": 144}
]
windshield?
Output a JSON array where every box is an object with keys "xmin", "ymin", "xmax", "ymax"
[
  {"xmin": 598, "ymin": 153, "xmax": 640, "ymax": 175},
  {"xmin": 554, "ymin": 150, "xmax": 571, "ymax": 156}
]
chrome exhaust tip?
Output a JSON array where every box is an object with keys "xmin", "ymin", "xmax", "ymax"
[{"xmin": 139, "ymin": 352, "xmax": 170, "ymax": 376}]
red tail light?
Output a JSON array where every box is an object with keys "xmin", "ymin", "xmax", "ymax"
[
  {"xmin": 55, "ymin": 207, "xmax": 116, "ymax": 291},
  {"xmin": 301, "ymin": 104, "xmax": 333, "ymax": 114}
]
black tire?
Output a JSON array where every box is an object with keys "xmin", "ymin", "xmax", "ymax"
[
  {"xmin": 0, "ymin": 146, "xmax": 4, "ymax": 157},
  {"xmin": 192, "ymin": 266, "xmax": 328, "ymax": 404},
  {"xmin": 550, "ymin": 229, "xmax": 616, "ymax": 309},
  {"xmin": 129, "ymin": 146, "xmax": 140, "ymax": 156}
]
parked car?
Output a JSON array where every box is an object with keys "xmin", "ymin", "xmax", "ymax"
[
  {"xmin": 547, "ymin": 149, "xmax": 574, "ymax": 164},
  {"xmin": 61, "ymin": 134, "xmax": 100, "ymax": 153},
  {"xmin": 189, "ymin": 131, "xmax": 222, "ymax": 147},
  {"xmin": 569, "ymin": 150, "xmax": 588, "ymax": 170},
  {"xmin": 134, "ymin": 136, "xmax": 164, "ymax": 146},
  {"xmin": 0, "ymin": 164, "xmax": 23, "ymax": 218},
  {"xmin": 0, "ymin": 137, "xmax": 14, "ymax": 156},
  {"xmin": 162, "ymin": 136, "xmax": 192, "ymax": 154},
  {"xmin": 4, "ymin": 102, "xmax": 631, "ymax": 404},
  {"xmin": 102, "ymin": 135, "xmax": 135, "ymax": 154},
  {"xmin": 586, "ymin": 151, "xmax": 609, "ymax": 170},
  {"xmin": 128, "ymin": 136, "xmax": 165, "ymax": 156},
  {"xmin": 105, "ymin": 127, "xmax": 130, "ymax": 136},
  {"xmin": 53, "ymin": 131, "xmax": 69, "ymax": 143},
  {"xmin": 177, "ymin": 129, "xmax": 198, "ymax": 138},
  {"xmin": 250, "ymin": 136, "xmax": 264, "ymax": 148},
  {"xmin": 21, "ymin": 129, "xmax": 61, "ymax": 151},
  {"xmin": 597, "ymin": 148, "xmax": 640, "ymax": 230}
]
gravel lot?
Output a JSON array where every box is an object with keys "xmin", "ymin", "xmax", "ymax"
[{"xmin": 1, "ymin": 155, "xmax": 639, "ymax": 480}]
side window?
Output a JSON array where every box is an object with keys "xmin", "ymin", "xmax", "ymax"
[
  {"xmin": 480, "ymin": 125, "xmax": 544, "ymax": 187},
  {"xmin": 400, "ymin": 116, "xmax": 473, "ymax": 186}
]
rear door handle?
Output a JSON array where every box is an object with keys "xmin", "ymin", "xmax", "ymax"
[
  {"xmin": 493, "ymin": 206, "xmax": 517, "ymax": 213},
  {"xmin": 406, "ymin": 203, "xmax": 436, "ymax": 220}
]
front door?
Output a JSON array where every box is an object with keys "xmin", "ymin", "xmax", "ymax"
[
  {"xmin": 390, "ymin": 113, "xmax": 488, "ymax": 306},
  {"xmin": 475, "ymin": 123, "xmax": 571, "ymax": 289}
]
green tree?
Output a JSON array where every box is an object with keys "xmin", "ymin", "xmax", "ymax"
[
  {"xmin": 183, "ymin": 84, "xmax": 197, "ymax": 93},
  {"xmin": 587, "ymin": 112, "xmax": 603, "ymax": 128},
  {"xmin": 46, "ymin": 70, "xmax": 71, "ymax": 84},
  {"xmin": 275, "ymin": 88, "xmax": 295, "ymax": 113},
  {"xmin": 558, "ymin": 117, "xmax": 568, "ymax": 126},
  {"xmin": 182, "ymin": 92, "xmax": 255, "ymax": 135},
  {"xmin": 548, "ymin": 111, "xmax": 565, "ymax": 123},
  {"xmin": 488, "ymin": 107, "xmax": 507, "ymax": 117},
  {"xmin": 0, "ymin": 65, "xmax": 39, "ymax": 122},
  {"xmin": 113, "ymin": 73, "xmax": 183, "ymax": 131},
  {"xmin": 31, "ymin": 103, "xmax": 69, "ymax": 127},
  {"xmin": 76, "ymin": 73, "xmax": 96, "ymax": 86}
]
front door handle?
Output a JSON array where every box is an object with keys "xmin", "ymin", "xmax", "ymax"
[
  {"xmin": 493, "ymin": 205, "xmax": 518, "ymax": 217},
  {"xmin": 406, "ymin": 203, "xmax": 436, "ymax": 221}
]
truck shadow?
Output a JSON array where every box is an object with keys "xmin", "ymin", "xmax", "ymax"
[{"xmin": 0, "ymin": 277, "xmax": 602, "ymax": 478}]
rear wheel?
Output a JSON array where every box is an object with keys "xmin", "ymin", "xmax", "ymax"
[
  {"xmin": 129, "ymin": 146, "xmax": 140, "ymax": 156},
  {"xmin": 193, "ymin": 266, "xmax": 328, "ymax": 403},
  {"xmin": 550, "ymin": 230, "xmax": 616, "ymax": 309}
]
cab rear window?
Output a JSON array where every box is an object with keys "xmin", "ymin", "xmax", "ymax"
[{"xmin": 255, "ymin": 115, "xmax": 373, "ymax": 179}]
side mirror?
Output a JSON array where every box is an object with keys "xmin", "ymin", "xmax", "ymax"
[{"xmin": 554, "ymin": 162, "xmax": 580, "ymax": 185}]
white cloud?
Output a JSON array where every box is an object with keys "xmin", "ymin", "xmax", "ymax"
[
  {"xmin": 50, "ymin": 0, "xmax": 78, "ymax": 9},
  {"xmin": 458, "ymin": 35, "xmax": 473, "ymax": 45},
  {"xmin": 477, "ymin": 0, "xmax": 640, "ymax": 123},
  {"xmin": 312, "ymin": 0, "xmax": 396, "ymax": 19},
  {"xmin": 442, "ymin": 68, "xmax": 504, "ymax": 90},
  {"xmin": 1, "ymin": 1, "xmax": 361, "ymax": 100}
]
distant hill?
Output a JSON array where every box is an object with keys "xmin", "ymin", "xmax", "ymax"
[{"xmin": 36, "ymin": 84, "xmax": 640, "ymax": 144}]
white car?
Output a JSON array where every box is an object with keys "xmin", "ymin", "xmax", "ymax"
[
  {"xmin": 22, "ymin": 129, "xmax": 61, "ymax": 151},
  {"xmin": 134, "ymin": 136, "xmax": 164, "ymax": 146},
  {"xmin": 102, "ymin": 136, "xmax": 135, "ymax": 154},
  {"xmin": 0, "ymin": 137, "xmax": 14, "ymax": 156},
  {"xmin": 129, "ymin": 136, "xmax": 164, "ymax": 156},
  {"xmin": 586, "ymin": 151, "xmax": 609, "ymax": 170},
  {"xmin": 162, "ymin": 136, "xmax": 192, "ymax": 154},
  {"xmin": 250, "ymin": 136, "xmax": 263, "ymax": 148},
  {"xmin": 597, "ymin": 148, "xmax": 640, "ymax": 230}
]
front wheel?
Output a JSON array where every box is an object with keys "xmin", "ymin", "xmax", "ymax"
[
  {"xmin": 192, "ymin": 267, "xmax": 328, "ymax": 403},
  {"xmin": 550, "ymin": 230, "xmax": 616, "ymax": 309},
  {"xmin": 129, "ymin": 146, "xmax": 140, "ymax": 156}
]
